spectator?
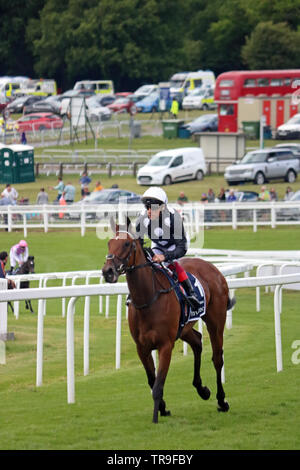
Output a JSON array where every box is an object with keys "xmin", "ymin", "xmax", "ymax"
[
  {"xmin": 62, "ymin": 182, "xmax": 76, "ymax": 203},
  {"xmin": 207, "ymin": 188, "xmax": 215, "ymax": 203},
  {"xmin": 270, "ymin": 187, "xmax": 278, "ymax": 201},
  {"xmin": 81, "ymin": 186, "xmax": 90, "ymax": 199},
  {"xmin": 1, "ymin": 184, "xmax": 18, "ymax": 205},
  {"xmin": 177, "ymin": 191, "xmax": 189, "ymax": 206},
  {"xmin": 201, "ymin": 193, "xmax": 208, "ymax": 203},
  {"xmin": 50, "ymin": 177, "xmax": 65, "ymax": 201},
  {"xmin": 0, "ymin": 194, "xmax": 12, "ymax": 230},
  {"xmin": 217, "ymin": 187, "xmax": 226, "ymax": 202},
  {"xmin": 284, "ymin": 186, "xmax": 294, "ymax": 201},
  {"xmin": 93, "ymin": 181, "xmax": 103, "ymax": 192},
  {"xmin": 111, "ymin": 184, "xmax": 119, "ymax": 188},
  {"xmin": 258, "ymin": 186, "xmax": 271, "ymax": 201},
  {"xmin": 0, "ymin": 251, "xmax": 16, "ymax": 289},
  {"xmin": 36, "ymin": 188, "xmax": 49, "ymax": 204},
  {"xmin": 9, "ymin": 240, "xmax": 29, "ymax": 271},
  {"xmin": 79, "ymin": 172, "xmax": 92, "ymax": 197},
  {"xmin": 227, "ymin": 189, "xmax": 237, "ymax": 202},
  {"xmin": 20, "ymin": 132, "xmax": 27, "ymax": 145},
  {"xmin": 170, "ymin": 98, "xmax": 179, "ymax": 119}
]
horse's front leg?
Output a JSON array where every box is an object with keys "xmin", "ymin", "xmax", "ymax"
[
  {"xmin": 136, "ymin": 343, "xmax": 170, "ymax": 419},
  {"xmin": 28, "ymin": 300, "xmax": 34, "ymax": 314},
  {"xmin": 136, "ymin": 343, "xmax": 156, "ymax": 390},
  {"xmin": 152, "ymin": 343, "xmax": 173, "ymax": 423}
]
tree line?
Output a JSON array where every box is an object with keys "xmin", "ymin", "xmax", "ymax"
[{"xmin": 1, "ymin": 0, "xmax": 300, "ymax": 92}]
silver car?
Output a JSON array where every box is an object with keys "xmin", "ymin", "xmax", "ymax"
[{"xmin": 224, "ymin": 149, "xmax": 300, "ymax": 185}]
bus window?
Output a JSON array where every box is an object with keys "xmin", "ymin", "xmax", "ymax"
[
  {"xmin": 257, "ymin": 78, "xmax": 269, "ymax": 87},
  {"xmin": 219, "ymin": 79, "xmax": 234, "ymax": 87},
  {"xmin": 284, "ymin": 78, "xmax": 291, "ymax": 86},
  {"xmin": 220, "ymin": 104, "xmax": 234, "ymax": 115},
  {"xmin": 270, "ymin": 78, "xmax": 283, "ymax": 86},
  {"xmin": 244, "ymin": 79, "xmax": 256, "ymax": 87}
]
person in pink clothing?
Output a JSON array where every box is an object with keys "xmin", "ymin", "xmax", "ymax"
[{"xmin": 9, "ymin": 240, "xmax": 29, "ymax": 272}]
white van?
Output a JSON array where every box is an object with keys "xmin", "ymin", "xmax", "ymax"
[
  {"xmin": 170, "ymin": 70, "xmax": 215, "ymax": 102},
  {"xmin": 137, "ymin": 147, "xmax": 206, "ymax": 186},
  {"xmin": 74, "ymin": 80, "xmax": 114, "ymax": 95}
]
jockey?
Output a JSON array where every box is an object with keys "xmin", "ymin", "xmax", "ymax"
[
  {"xmin": 135, "ymin": 186, "xmax": 201, "ymax": 310},
  {"xmin": 9, "ymin": 240, "xmax": 29, "ymax": 272}
]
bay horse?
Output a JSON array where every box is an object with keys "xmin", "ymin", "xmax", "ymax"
[
  {"xmin": 8, "ymin": 256, "xmax": 35, "ymax": 314},
  {"xmin": 102, "ymin": 220, "xmax": 234, "ymax": 423}
]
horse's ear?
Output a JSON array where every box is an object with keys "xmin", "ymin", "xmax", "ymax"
[
  {"xmin": 110, "ymin": 217, "xmax": 119, "ymax": 234},
  {"xmin": 126, "ymin": 216, "xmax": 132, "ymax": 231}
]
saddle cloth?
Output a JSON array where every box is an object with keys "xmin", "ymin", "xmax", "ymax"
[{"xmin": 156, "ymin": 266, "xmax": 206, "ymax": 337}]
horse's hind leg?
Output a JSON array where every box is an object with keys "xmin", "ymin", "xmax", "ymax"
[
  {"xmin": 137, "ymin": 344, "xmax": 170, "ymax": 422},
  {"xmin": 206, "ymin": 319, "xmax": 229, "ymax": 412},
  {"xmin": 181, "ymin": 327, "xmax": 210, "ymax": 400}
]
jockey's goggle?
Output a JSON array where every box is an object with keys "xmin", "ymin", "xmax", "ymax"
[{"xmin": 142, "ymin": 198, "xmax": 164, "ymax": 210}]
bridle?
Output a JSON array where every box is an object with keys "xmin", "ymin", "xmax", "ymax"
[
  {"xmin": 105, "ymin": 231, "xmax": 176, "ymax": 309},
  {"xmin": 105, "ymin": 231, "xmax": 151, "ymax": 275}
]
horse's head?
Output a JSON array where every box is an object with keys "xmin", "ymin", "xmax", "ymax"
[
  {"xmin": 102, "ymin": 217, "xmax": 139, "ymax": 283},
  {"xmin": 27, "ymin": 256, "xmax": 35, "ymax": 274}
]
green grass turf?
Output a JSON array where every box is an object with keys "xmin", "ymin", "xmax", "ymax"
[{"xmin": 0, "ymin": 229, "xmax": 299, "ymax": 450}]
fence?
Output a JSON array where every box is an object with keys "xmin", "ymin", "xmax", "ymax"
[
  {"xmin": 1, "ymin": 260, "xmax": 300, "ymax": 403},
  {"xmin": 1, "ymin": 201, "xmax": 300, "ymax": 236}
]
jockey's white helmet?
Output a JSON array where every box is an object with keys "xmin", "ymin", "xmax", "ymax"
[{"xmin": 141, "ymin": 187, "xmax": 168, "ymax": 206}]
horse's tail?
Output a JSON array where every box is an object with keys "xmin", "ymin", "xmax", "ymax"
[{"xmin": 227, "ymin": 296, "xmax": 236, "ymax": 311}]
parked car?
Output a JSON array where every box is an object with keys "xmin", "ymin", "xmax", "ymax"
[
  {"xmin": 225, "ymin": 190, "xmax": 259, "ymax": 202},
  {"xmin": 136, "ymin": 92, "xmax": 159, "ymax": 113},
  {"xmin": 277, "ymin": 190, "xmax": 300, "ymax": 221},
  {"xmin": 224, "ymin": 148, "xmax": 300, "ymax": 185},
  {"xmin": 86, "ymin": 94, "xmax": 116, "ymax": 107},
  {"xmin": 182, "ymin": 113, "xmax": 218, "ymax": 134},
  {"xmin": 15, "ymin": 112, "xmax": 63, "ymax": 132},
  {"xmin": 7, "ymin": 95, "xmax": 44, "ymax": 114},
  {"xmin": 137, "ymin": 147, "xmax": 206, "ymax": 186},
  {"xmin": 272, "ymin": 143, "xmax": 300, "ymax": 161},
  {"xmin": 86, "ymin": 102, "xmax": 112, "ymax": 122},
  {"xmin": 276, "ymin": 113, "xmax": 300, "ymax": 139},
  {"xmin": 70, "ymin": 189, "xmax": 141, "ymax": 220},
  {"xmin": 0, "ymin": 95, "xmax": 13, "ymax": 112},
  {"xmin": 182, "ymin": 87, "xmax": 216, "ymax": 111},
  {"xmin": 133, "ymin": 84, "xmax": 158, "ymax": 100},
  {"xmin": 23, "ymin": 95, "xmax": 62, "ymax": 115},
  {"xmin": 107, "ymin": 95, "xmax": 137, "ymax": 114}
]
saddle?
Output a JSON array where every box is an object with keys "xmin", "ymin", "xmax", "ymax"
[{"xmin": 142, "ymin": 249, "xmax": 206, "ymax": 339}]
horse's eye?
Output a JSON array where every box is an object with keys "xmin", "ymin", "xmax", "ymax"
[{"xmin": 124, "ymin": 241, "xmax": 130, "ymax": 248}]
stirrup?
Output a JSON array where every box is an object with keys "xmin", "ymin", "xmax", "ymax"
[{"xmin": 126, "ymin": 295, "xmax": 132, "ymax": 306}]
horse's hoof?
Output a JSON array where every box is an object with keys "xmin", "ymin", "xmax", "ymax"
[
  {"xmin": 217, "ymin": 401, "xmax": 229, "ymax": 412},
  {"xmin": 198, "ymin": 386, "xmax": 211, "ymax": 400}
]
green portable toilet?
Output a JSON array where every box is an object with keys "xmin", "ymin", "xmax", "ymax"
[
  {"xmin": 0, "ymin": 145, "xmax": 18, "ymax": 184},
  {"xmin": 0, "ymin": 144, "xmax": 35, "ymax": 184},
  {"xmin": 10, "ymin": 144, "xmax": 35, "ymax": 183}
]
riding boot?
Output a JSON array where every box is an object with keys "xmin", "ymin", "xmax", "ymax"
[{"xmin": 181, "ymin": 278, "xmax": 202, "ymax": 311}]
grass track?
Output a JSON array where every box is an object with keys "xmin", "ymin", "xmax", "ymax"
[{"xmin": 0, "ymin": 228, "xmax": 299, "ymax": 450}]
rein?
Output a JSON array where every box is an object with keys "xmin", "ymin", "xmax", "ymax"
[{"xmin": 106, "ymin": 232, "xmax": 177, "ymax": 310}]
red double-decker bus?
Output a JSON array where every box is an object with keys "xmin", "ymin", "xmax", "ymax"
[{"xmin": 214, "ymin": 70, "xmax": 300, "ymax": 132}]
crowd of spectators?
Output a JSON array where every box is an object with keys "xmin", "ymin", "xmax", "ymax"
[{"xmin": 176, "ymin": 185, "xmax": 298, "ymax": 205}]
